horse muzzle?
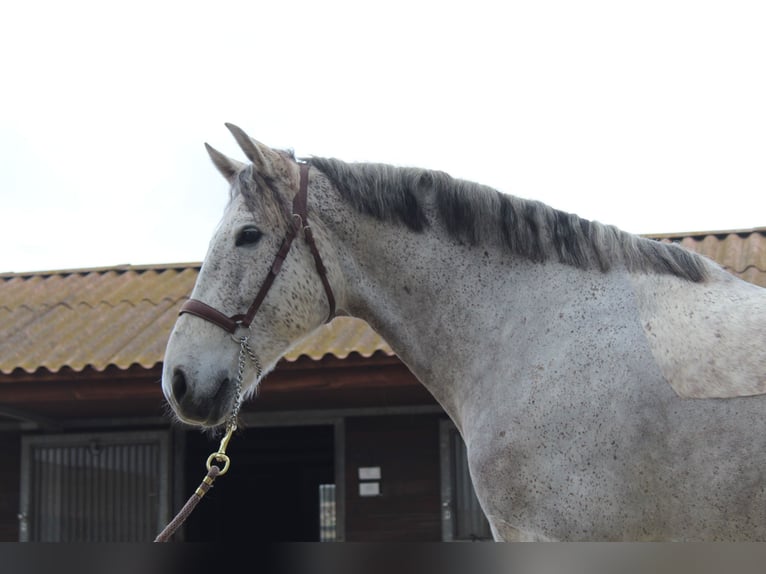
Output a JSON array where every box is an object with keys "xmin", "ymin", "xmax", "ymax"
[{"xmin": 166, "ymin": 365, "xmax": 233, "ymax": 427}]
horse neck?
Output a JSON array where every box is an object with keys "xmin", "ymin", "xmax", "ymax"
[
  {"xmin": 315, "ymin": 174, "xmax": 766, "ymax": 414},
  {"xmin": 315, "ymin": 186, "xmax": 609, "ymax": 417}
]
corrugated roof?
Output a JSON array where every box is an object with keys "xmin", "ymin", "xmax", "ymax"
[
  {"xmin": 645, "ymin": 227, "xmax": 766, "ymax": 288},
  {"xmin": 1, "ymin": 228, "xmax": 764, "ymax": 375},
  {"xmin": 0, "ymin": 263, "xmax": 393, "ymax": 375}
]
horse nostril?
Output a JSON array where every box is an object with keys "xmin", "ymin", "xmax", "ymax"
[{"xmin": 172, "ymin": 367, "xmax": 188, "ymax": 401}]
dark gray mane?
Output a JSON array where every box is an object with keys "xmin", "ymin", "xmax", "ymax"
[{"xmin": 307, "ymin": 157, "xmax": 709, "ymax": 282}]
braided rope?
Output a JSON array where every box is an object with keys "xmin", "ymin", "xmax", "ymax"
[{"xmin": 154, "ymin": 465, "xmax": 221, "ymax": 542}]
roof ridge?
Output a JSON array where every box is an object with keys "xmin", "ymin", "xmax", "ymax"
[
  {"xmin": 0, "ymin": 262, "xmax": 202, "ymax": 280},
  {"xmin": 643, "ymin": 227, "xmax": 766, "ymax": 240}
]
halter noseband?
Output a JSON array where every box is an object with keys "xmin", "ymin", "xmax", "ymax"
[{"xmin": 178, "ymin": 163, "xmax": 336, "ymax": 334}]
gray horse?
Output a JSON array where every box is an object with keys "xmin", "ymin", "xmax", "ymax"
[{"xmin": 162, "ymin": 124, "xmax": 766, "ymax": 541}]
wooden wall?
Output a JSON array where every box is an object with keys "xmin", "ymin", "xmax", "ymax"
[
  {"xmin": 344, "ymin": 414, "xmax": 443, "ymax": 541},
  {"xmin": 0, "ymin": 431, "xmax": 20, "ymax": 541},
  {"xmin": 0, "ymin": 411, "xmax": 448, "ymax": 542}
]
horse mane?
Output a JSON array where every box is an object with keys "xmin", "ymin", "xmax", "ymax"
[{"xmin": 306, "ymin": 156, "xmax": 710, "ymax": 282}]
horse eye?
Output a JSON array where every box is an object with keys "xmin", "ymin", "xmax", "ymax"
[{"xmin": 235, "ymin": 226, "xmax": 263, "ymax": 247}]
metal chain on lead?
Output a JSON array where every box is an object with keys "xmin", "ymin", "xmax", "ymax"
[
  {"xmin": 229, "ymin": 335, "xmax": 262, "ymax": 425},
  {"xmin": 228, "ymin": 338, "xmax": 247, "ymax": 428},
  {"xmin": 204, "ymin": 335, "xmax": 262, "ymax": 475},
  {"xmin": 242, "ymin": 336, "xmax": 263, "ymax": 376}
]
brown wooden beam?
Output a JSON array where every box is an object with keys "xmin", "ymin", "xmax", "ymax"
[{"xmin": 0, "ymin": 354, "xmax": 431, "ymax": 420}]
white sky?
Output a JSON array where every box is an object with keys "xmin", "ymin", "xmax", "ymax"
[{"xmin": 1, "ymin": 0, "xmax": 764, "ymax": 273}]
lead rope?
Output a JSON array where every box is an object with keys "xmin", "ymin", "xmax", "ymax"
[{"xmin": 154, "ymin": 335, "xmax": 262, "ymax": 542}]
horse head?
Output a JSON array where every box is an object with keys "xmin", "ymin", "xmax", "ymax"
[{"xmin": 162, "ymin": 124, "xmax": 338, "ymax": 427}]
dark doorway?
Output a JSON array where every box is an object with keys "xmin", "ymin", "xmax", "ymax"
[{"xmin": 182, "ymin": 425, "xmax": 335, "ymax": 542}]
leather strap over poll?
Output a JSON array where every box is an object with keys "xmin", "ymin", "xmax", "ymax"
[{"xmin": 179, "ymin": 163, "xmax": 336, "ymax": 333}]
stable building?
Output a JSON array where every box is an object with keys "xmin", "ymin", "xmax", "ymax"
[{"xmin": 1, "ymin": 228, "xmax": 764, "ymax": 541}]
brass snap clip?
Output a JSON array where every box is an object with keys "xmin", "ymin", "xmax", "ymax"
[{"xmin": 206, "ymin": 424, "xmax": 236, "ymax": 475}]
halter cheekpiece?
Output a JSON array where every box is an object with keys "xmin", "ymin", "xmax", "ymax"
[{"xmin": 178, "ymin": 162, "xmax": 336, "ymax": 333}]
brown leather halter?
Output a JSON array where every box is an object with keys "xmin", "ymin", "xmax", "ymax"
[{"xmin": 178, "ymin": 163, "xmax": 336, "ymax": 333}]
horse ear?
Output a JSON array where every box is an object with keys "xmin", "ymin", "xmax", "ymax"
[
  {"xmin": 225, "ymin": 123, "xmax": 281, "ymax": 178},
  {"xmin": 205, "ymin": 143, "xmax": 246, "ymax": 184}
]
